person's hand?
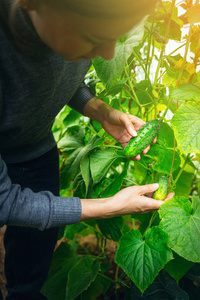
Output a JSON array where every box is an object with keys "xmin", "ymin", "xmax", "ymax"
[
  {"xmin": 105, "ymin": 183, "xmax": 174, "ymax": 217},
  {"xmin": 80, "ymin": 183, "xmax": 175, "ymax": 221},
  {"xmin": 83, "ymin": 98, "xmax": 156, "ymax": 160},
  {"xmin": 101, "ymin": 107, "xmax": 156, "ymax": 160}
]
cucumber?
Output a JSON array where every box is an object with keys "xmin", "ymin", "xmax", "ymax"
[
  {"xmin": 124, "ymin": 119, "xmax": 160, "ymax": 158},
  {"xmin": 153, "ymin": 176, "xmax": 169, "ymax": 200}
]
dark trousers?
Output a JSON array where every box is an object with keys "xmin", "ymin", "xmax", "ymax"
[{"xmin": 2, "ymin": 146, "xmax": 60, "ymax": 300}]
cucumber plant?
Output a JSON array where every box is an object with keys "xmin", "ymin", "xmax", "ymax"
[{"xmin": 41, "ymin": 1, "xmax": 200, "ymax": 299}]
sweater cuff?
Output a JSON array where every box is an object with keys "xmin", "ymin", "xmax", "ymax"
[
  {"xmin": 49, "ymin": 196, "xmax": 82, "ymax": 228},
  {"xmin": 68, "ymin": 83, "xmax": 95, "ymax": 115}
]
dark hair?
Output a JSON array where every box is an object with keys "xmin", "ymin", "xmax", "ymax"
[{"xmin": 35, "ymin": 0, "xmax": 157, "ymax": 18}]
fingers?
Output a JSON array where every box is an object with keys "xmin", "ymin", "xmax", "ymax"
[
  {"xmin": 142, "ymin": 192, "xmax": 175, "ymax": 213},
  {"xmin": 142, "ymin": 144, "xmax": 150, "ymax": 154},
  {"xmin": 164, "ymin": 192, "xmax": 175, "ymax": 201},
  {"xmin": 121, "ymin": 114, "xmax": 137, "ymax": 137},
  {"xmin": 153, "ymin": 137, "xmax": 157, "ymax": 144},
  {"xmin": 137, "ymin": 183, "xmax": 159, "ymax": 195}
]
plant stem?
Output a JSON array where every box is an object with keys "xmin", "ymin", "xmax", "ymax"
[
  {"xmin": 98, "ymin": 273, "xmax": 117, "ymax": 284},
  {"xmin": 160, "ymin": 97, "xmax": 174, "ymax": 122},
  {"xmin": 170, "ymin": 154, "xmax": 190, "ymax": 191},
  {"xmin": 142, "ymin": 211, "xmax": 158, "ymax": 238},
  {"xmin": 168, "ymin": 42, "xmax": 187, "ymax": 57},
  {"xmin": 115, "ymin": 265, "xmax": 120, "ymax": 281},
  {"xmin": 169, "ymin": 138, "xmax": 176, "ymax": 189},
  {"xmin": 124, "ymin": 65, "xmax": 142, "ymax": 115},
  {"xmin": 81, "ymin": 221, "xmax": 104, "ymax": 238},
  {"xmin": 176, "ymin": 24, "xmax": 193, "ymax": 87},
  {"xmin": 153, "ymin": 0, "xmax": 176, "ymax": 87},
  {"xmin": 132, "ymin": 48, "xmax": 152, "ymax": 86}
]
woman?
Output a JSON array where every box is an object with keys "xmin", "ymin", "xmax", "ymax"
[{"xmin": 0, "ymin": 0, "xmax": 173, "ymax": 299}]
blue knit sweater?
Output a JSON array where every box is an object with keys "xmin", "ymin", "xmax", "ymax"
[{"xmin": 0, "ymin": 0, "xmax": 94, "ymax": 230}]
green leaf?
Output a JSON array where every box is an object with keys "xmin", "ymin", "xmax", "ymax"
[
  {"xmin": 41, "ymin": 243, "xmax": 79, "ymax": 300},
  {"xmin": 96, "ymin": 217, "xmax": 124, "ymax": 242},
  {"xmin": 78, "ymin": 278, "xmax": 104, "ymax": 300},
  {"xmin": 170, "ymin": 83, "xmax": 200, "ymax": 101},
  {"xmin": 157, "ymin": 122, "xmax": 176, "ymax": 148},
  {"xmin": 60, "ymin": 135, "xmax": 102, "ymax": 189},
  {"xmin": 63, "ymin": 223, "xmax": 87, "ymax": 240},
  {"xmin": 94, "ymin": 169, "xmax": 126, "ymax": 241},
  {"xmin": 185, "ymin": 4, "xmax": 200, "ymax": 24},
  {"xmin": 92, "ymin": 18, "xmax": 145, "ymax": 87},
  {"xmin": 142, "ymin": 143, "xmax": 181, "ymax": 174},
  {"xmin": 130, "ymin": 269, "xmax": 189, "ymax": 299},
  {"xmin": 134, "ymin": 80, "xmax": 153, "ymax": 107},
  {"xmin": 115, "ymin": 227, "xmax": 173, "ymax": 292},
  {"xmin": 165, "ymin": 252, "xmax": 194, "ymax": 283},
  {"xmin": 60, "ymin": 148, "xmax": 84, "ymax": 189},
  {"xmin": 173, "ymin": 170, "xmax": 194, "ymax": 197},
  {"xmin": 100, "ymin": 170, "xmax": 127, "ymax": 198},
  {"xmin": 90, "ymin": 149, "xmax": 118, "ymax": 184},
  {"xmin": 80, "ymin": 154, "xmax": 90, "ymax": 195},
  {"xmin": 63, "ymin": 110, "xmax": 81, "ymax": 128},
  {"xmin": 65, "ymin": 256, "xmax": 101, "ymax": 300},
  {"xmin": 171, "ymin": 103, "xmax": 200, "ymax": 154},
  {"xmin": 159, "ymin": 196, "xmax": 200, "ymax": 262},
  {"xmin": 58, "ymin": 126, "xmax": 85, "ymax": 152}
]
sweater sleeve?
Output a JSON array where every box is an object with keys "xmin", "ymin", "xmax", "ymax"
[
  {"xmin": 0, "ymin": 156, "xmax": 82, "ymax": 230},
  {"xmin": 68, "ymin": 82, "xmax": 96, "ymax": 115}
]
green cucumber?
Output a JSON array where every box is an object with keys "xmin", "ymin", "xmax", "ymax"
[
  {"xmin": 153, "ymin": 176, "xmax": 169, "ymax": 200},
  {"xmin": 124, "ymin": 119, "xmax": 160, "ymax": 158}
]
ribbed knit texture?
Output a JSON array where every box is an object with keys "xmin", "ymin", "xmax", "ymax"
[{"xmin": 0, "ymin": 0, "xmax": 95, "ymax": 229}]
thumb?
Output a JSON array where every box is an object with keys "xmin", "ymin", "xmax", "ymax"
[
  {"xmin": 121, "ymin": 114, "xmax": 137, "ymax": 137},
  {"xmin": 138, "ymin": 183, "xmax": 159, "ymax": 195}
]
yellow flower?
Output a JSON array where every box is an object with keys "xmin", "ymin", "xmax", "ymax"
[
  {"xmin": 186, "ymin": 62, "xmax": 196, "ymax": 75},
  {"xmin": 174, "ymin": 58, "xmax": 183, "ymax": 69},
  {"xmin": 192, "ymin": 25, "xmax": 200, "ymax": 34}
]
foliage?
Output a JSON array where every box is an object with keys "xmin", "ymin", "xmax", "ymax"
[{"xmin": 42, "ymin": 1, "xmax": 200, "ymax": 299}]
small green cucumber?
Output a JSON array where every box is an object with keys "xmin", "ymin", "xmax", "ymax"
[
  {"xmin": 153, "ymin": 176, "xmax": 169, "ymax": 200},
  {"xmin": 124, "ymin": 119, "xmax": 160, "ymax": 158}
]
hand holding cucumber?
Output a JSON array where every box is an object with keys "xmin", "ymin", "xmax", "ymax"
[
  {"xmin": 80, "ymin": 183, "xmax": 174, "ymax": 221},
  {"xmin": 101, "ymin": 108, "xmax": 157, "ymax": 160},
  {"xmin": 124, "ymin": 119, "xmax": 160, "ymax": 159}
]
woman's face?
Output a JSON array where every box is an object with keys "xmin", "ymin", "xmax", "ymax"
[{"xmin": 25, "ymin": 1, "xmax": 154, "ymax": 61}]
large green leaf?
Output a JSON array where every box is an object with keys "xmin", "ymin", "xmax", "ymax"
[
  {"xmin": 159, "ymin": 196, "xmax": 200, "ymax": 262},
  {"xmin": 142, "ymin": 143, "xmax": 181, "ymax": 174},
  {"xmin": 171, "ymin": 103, "xmax": 200, "ymax": 154},
  {"xmin": 173, "ymin": 169, "xmax": 194, "ymax": 197},
  {"xmin": 92, "ymin": 19, "xmax": 145, "ymax": 87},
  {"xmin": 115, "ymin": 227, "xmax": 173, "ymax": 292},
  {"xmin": 65, "ymin": 256, "xmax": 101, "ymax": 300},
  {"xmin": 100, "ymin": 170, "xmax": 127, "ymax": 198},
  {"xmin": 60, "ymin": 136, "xmax": 103, "ymax": 189},
  {"xmin": 157, "ymin": 122, "xmax": 176, "ymax": 148},
  {"xmin": 58, "ymin": 126, "xmax": 85, "ymax": 152},
  {"xmin": 130, "ymin": 270, "xmax": 189, "ymax": 300},
  {"xmin": 170, "ymin": 83, "xmax": 200, "ymax": 101},
  {"xmin": 141, "ymin": 122, "xmax": 181, "ymax": 174},
  {"xmin": 41, "ymin": 243, "xmax": 79, "ymax": 300},
  {"xmin": 95, "ymin": 171, "xmax": 127, "ymax": 241},
  {"xmin": 90, "ymin": 149, "xmax": 118, "ymax": 184},
  {"xmin": 165, "ymin": 252, "xmax": 194, "ymax": 283}
]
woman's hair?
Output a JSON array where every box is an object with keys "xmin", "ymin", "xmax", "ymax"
[
  {"xmin": 29, "ymin": 0, "xmax": 157, "ymax": 18},
  {"xmin": 9, "ymin": 0, "xmax": 157, "ymax": 57}
]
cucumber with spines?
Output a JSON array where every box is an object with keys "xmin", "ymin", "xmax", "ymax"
[
  {"xmin": 124, "ymin": 119, "xmax": 160, "ymax": 158},
  {"xmin": 153, "ymin": 176, "xmax": 169, "ymax": 200}
]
